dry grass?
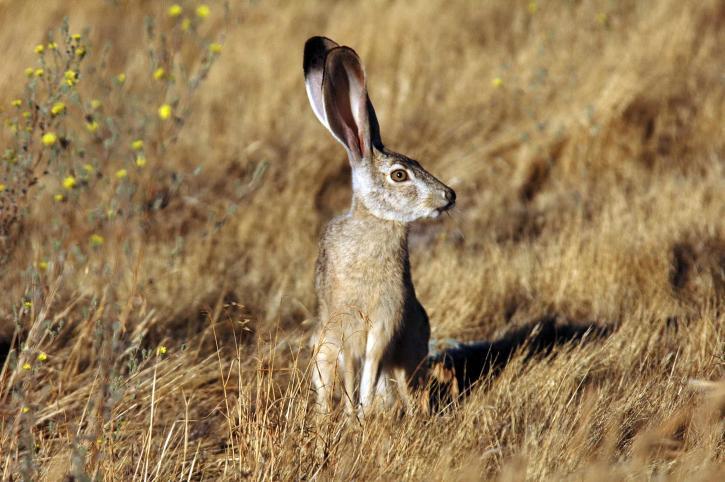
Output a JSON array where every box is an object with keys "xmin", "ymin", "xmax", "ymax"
[{"xmin": 0, "ymin": 0, "xmax": 723, "ymax": 480}]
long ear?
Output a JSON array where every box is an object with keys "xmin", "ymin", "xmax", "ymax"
[
  {"xmin": 322, "ymin": 47, "xmax": 379, "ymax": 162},
  {"xmin": 303, "ymin": 36, "xmax": 339, "ymax": 128}
]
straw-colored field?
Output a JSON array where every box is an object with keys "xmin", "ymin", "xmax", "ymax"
[{"xmin": 0, "ymin": 0, "xmax": 723, "ymax": 479}]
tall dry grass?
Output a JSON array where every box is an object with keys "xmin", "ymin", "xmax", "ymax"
[{"xmin": 0, "ymin": 0, "xmax": 723, "ymax": 480}]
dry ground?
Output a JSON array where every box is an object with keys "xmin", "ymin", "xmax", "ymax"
[{"xmin": 0, "ymin": 0, "xmax": 723, "ymax": 480}]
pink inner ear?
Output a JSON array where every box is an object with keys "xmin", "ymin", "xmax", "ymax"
[
  {"xmin": 348, "ymin": 74, "xmax": 369, "ymax": 159},
  {"xmin": 322, "ymin": 48, "xmax": 370, "ymax": 162},
  {"xmin": 333, "ymin": 75, "xmax": 363, "ymax": 158}
]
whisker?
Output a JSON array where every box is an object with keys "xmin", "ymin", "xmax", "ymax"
[{"xmin": 445, "ymin": 208, "xmax": 465, "ymax": 242}]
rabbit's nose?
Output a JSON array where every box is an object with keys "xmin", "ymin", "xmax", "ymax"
[{"xmin": 444, "ymin": 188, "xmax": 456, "ymax": 205}]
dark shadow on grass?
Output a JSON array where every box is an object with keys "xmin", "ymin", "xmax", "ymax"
[
  {"xmin": 426, "ymin": 315, "xmax": 612, "ymax": 412},
  {"xmin": 0, "ymin": 336, "xmax": 10, "ymax": 372}
]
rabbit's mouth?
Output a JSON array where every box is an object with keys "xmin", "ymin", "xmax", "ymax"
[
  {"xmin": 427, "ymin": 188, "xmax": 456, "ymax": 219},
  {"xmin": 429, "ymin": 202, "xmax": 455, "ymax": 219}
]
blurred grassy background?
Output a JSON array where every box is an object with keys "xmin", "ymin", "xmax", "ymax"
[{"xmin": 0, "ymin": 0, "xmax": 723, "ymax": 480}]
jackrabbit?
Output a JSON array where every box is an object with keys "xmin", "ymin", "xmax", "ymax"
[{"xmin": 303, "ymin": 36, "xmax": 455, "ymax": 416}]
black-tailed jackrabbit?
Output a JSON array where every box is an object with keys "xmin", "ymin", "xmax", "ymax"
[{"xmin": 303, "ymin": 37, "xmax": 455, "ymax": 416}]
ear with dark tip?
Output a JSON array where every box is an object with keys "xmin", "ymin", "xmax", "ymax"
[
  {"xmin": 322, "ymin": 46, "xmax": 376, "ymax": 162},
  {"xmin": 303, "ymin": 36, "xmax": 339, "ymax": 128},
  {"xmin": 366, "ymin": 97, "xmax": 383, "ymax": 150}
]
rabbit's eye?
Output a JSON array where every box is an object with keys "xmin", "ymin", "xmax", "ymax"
[{"xmin": 390, "ymin": 169, "xmax": 408, "ymax": 182}]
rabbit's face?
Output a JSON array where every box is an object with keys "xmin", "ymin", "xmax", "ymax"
[
  {"xmin": 352, "ymin": 148, "xmax": 456, "ymax": 223},
  {"xmin": 303, "ymin": 38, "xmax": 456, "ymax": 223}
]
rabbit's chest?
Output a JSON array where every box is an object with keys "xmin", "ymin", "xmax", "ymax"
[
  {"xmin": 331, "ymin": 242, "xmax": 402, "ymax": 290},
  {"xmin": 325, "ymin": 237, "xmax": 405, "ymax": 309}
]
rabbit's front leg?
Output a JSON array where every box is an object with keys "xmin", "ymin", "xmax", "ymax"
[
  {"xmin": 312, "ymin": 338, "xmax": 337, "ymax": 414},
  {"xmin": 359, "ymin": 326, "xmax": 386, "ymax": 416}
]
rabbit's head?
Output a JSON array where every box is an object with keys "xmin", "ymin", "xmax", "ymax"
[{"xmin": 304, "ymin": 37, "xmax": 456, "ymax": 223}]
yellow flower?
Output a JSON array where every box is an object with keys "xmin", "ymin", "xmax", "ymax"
[
  {"xmin": 38, "ymin": 260, "xmax": 48, "ymax": 271},
  {"xmin": 153, "ymin": 67, "xmax": 165, "ymax": 80},
  {"xmin": 42, "ymin": 132, "xmax": 57, "ymax": 146},
  {"xmin": 75, "ymin": 46, "xmax": 86, "ymax": 58},
  {"xmin": 47, "ymin": 41, "xmax": 58, "ymax": 50},
  {"xmin": 491, "ymin": 77, "xmax": 504, "ymax": 88},
  {"xmin": 196, "ymin": 4, "xmax": 210, "ymax": 18},
  {"xmin": 37, "ymin": 352, "xmax": 48, "ymax": 362},
  {"xmin": 168, "ymin": 4, "xmax": 182, "ymax": 17},
  {"xmin": 53, "ymin": 193, "xmax": 64, "ymax": 202},
  {"xmin": 90, "ymin": 234, "xmax": 104, "ymax": 246},
  {"xmin": 62, "ymin": 176, "xmax": 76, "ymax": 190},
  {"xmin": 158, "ymin": 103, "xmax": 172, "ymax": 120},
  {"xmin": 34, "ymin": 68, "xmax": 44, "ymax": 77},
  {"xmin": 83, "ymin": 163, "xmax": 94, "ymax": 174},
  {"xmin": 528, "ymin": 1, "xmax": 538, "ymax": 14},
  {"xmin": 0, "ymin": 183, "xmax": 5, "ymax": 192},
  {"xmin": 21, "ymin": 406, "xmax": 30, "ymax": 414},
  {"xmin": 209, "ymin": 42, "xmax": 222, "ymax": 54},
  {"xmin": 131, "ymin": 139, "xmax": 144, "ymax": 151},
  {"xmin": 181, "ymin": 18, "xmax": 191, "ymax": 31},
  {"xmin": 22, "ymin": 361, "xmax": 32, "ymax": 370},
  {"xmin": 35, "ymin": 44, "xmax": 45, "ymax": 54},
  {"xmin": 91, "ymin": 99, "xmax": 102, "ymax": 110},
  {"xmin": 157, "ymin": 345, "xmax": 168, "ymax": 355},
  {"xmin": 64, "ymin": 70, "xmax": 78, "ymax": 86},
  {"xmin": 23, "ymin": 301, "xmax": 32, "ymax": 309},
  {"xmin": 71, "ymin": 33, "xmax": 81, "ymax": 41},
  {"xmin": 596, "ymin": 12, "xmax": 608, "ymax": 25},
  {"xmin": 135, "ymin": 154, "xmax": 147, "ymax": 167},
  {"xmin": 117, "ymin": 72, "xmax": 126, "ymax": 84},
  {"xmin": 85, "ymin": 120, "xmax": 99, "ymax": 133},
  {"xmin": 22, "ymin": 111, "xmax": 31, "ymax": 119},
  {"xmin": 50, "ymin": 102, "xmax": 66, "ymax": 116},
  {"xmin": 115, "ymin": 168, "xmax": 128, "ymax": 179},
  {"xmin": 24, "ymin": 67, "xmax": 34, "ymax": 77},
  {"xmin": 11, "ymin": 99, "xmax": 22, "ymax": 108}
]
